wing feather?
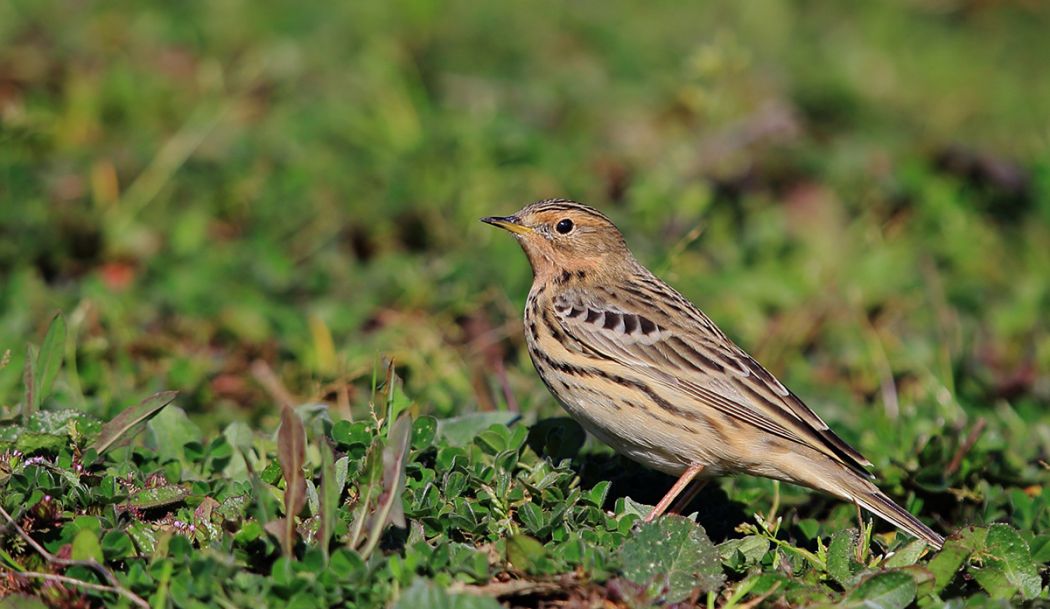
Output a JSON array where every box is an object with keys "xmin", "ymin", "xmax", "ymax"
[{"xmin": 551, "ymin": 287, "xmax": 873, "ymax": 476}]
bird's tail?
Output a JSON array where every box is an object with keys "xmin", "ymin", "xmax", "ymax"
[{"xmin": 850, "ymin": 483, "xmax": 944, "ymax": 550}]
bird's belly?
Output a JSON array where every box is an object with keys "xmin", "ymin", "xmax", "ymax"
[{"xmin": 528, "ymin": 354, "xmax": 726, "ymax": 477}]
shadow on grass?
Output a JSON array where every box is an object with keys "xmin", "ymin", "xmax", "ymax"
[
  {"xmin": 575, "ymin": 452, "xmax": 751, "ymax": 543},
  {"xmin": 528, "ymin": 416, "xmax": 751, "ymax": 542}
]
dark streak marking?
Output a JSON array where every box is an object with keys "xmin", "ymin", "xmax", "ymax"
[
  {"xmin": 622, "ymin": 283, "xmax": 652, "ymax": 301},
  {"xmin": 669, "ymin": 336, "xmax": 726, "ymax": 373},
  {"xmin": 541, "ymin": 310, "xmax": 565, "ymax": 342}
]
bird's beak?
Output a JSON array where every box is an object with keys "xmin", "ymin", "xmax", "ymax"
[{"xmin": 481, "ymin": 215, "xmax": 533, "ymax": 235}]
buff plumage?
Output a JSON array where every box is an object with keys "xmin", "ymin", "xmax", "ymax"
[{"xmin": 483, "ymin": 199, "xmax": 943, "ymax": 549}]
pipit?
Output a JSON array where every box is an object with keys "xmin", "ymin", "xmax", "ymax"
[{"xmin": 483, "ymin": 199, "xmax": 944, "ymax": 549}]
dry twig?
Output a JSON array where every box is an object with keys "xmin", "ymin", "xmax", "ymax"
[{"xmin": 946, "ymin": 417, "xmax": 987, "ymax": 477}]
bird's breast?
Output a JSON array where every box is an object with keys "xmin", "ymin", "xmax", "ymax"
[{"xmin": 522, "ymin": 293, "xmax": 728, "ymax": 477}]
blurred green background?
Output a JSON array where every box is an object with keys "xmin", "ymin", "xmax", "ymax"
[{"xmin": 2, "ymin": 0, "xmax": 1048, "ymax": 458}]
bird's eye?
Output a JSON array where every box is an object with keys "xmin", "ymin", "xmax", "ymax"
[{"xmin": 555, "ymin": 219, "xmax": 574, "ymax": 234}]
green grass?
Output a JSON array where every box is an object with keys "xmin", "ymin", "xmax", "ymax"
[{"xmin": 1, "ymin": 1, "xmax": 1049, "ymax": 607}]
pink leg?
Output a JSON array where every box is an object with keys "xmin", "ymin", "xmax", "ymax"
[
  {"xmin": 644, "ymin": 463, "xmax": 705, "ymax": 523},
  {"xmin": 669, "ymin": 478, "xmax": 710, "ymax": 516}
]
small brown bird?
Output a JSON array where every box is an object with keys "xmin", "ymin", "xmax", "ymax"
[{"xmin": 483, "ymin": 198, "xmax": 943, "ymax": 549}]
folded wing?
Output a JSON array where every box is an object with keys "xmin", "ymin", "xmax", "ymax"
[{"xmin": 551, "ymin": 286, "xmax": 873, "ymax": 478}]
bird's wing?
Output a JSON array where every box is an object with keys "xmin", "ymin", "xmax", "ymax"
[{"xmin": 551, "ymin": 286, "xmax": 873, "ymax": 476}]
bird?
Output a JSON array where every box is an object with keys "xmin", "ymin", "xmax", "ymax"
[{"xmin": 482, "ymin": 198, "xmax": 944, "ymax": 549}]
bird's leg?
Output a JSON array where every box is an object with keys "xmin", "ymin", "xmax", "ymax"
[
  {"xmin": 669, "ymin": 478, "xmax": 710, "ymax": 516},
  {"xmin": 644, "ymin": 463, "xmax": 705, "ymax": 523}
]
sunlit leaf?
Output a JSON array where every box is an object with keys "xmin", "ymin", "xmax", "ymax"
[
  {"xmin": 91, "ymin": 391, "xmax": 177, "ymax": 456},
  {"xmin": 71, "ymin": 528, "xmax": 103, "ymax": 563},
  {"xmin": 622, "ymin": 515, "xmax": 724, "ymax": 602},
  {"xmin": 35, "ymin": 313, "xmax": 66, "ymax": 407},
  {"xmin": 846, "ymin": 571, "xmax": 916, "ymax": 609},
  {"xmin": 972, "ymin": 524, "xmax": 1041, "ymax": 600}
]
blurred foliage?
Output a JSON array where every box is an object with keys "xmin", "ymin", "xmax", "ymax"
[
  {"xmin": 0, "ymin": 337, "xmax": 1044, "ymax": 607},
  {"xmin": 1, "ymin": 0, "xmax": 1049, "ymax": 606}
]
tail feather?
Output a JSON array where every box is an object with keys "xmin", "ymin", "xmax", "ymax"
[{"xmin": 853, "ymin": 487, "xmax": 944, "ymax": 550}]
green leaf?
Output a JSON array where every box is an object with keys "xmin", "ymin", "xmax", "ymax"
[
  {"xmin": 618, "ymin": 496, "xmax": 651, "ymax": 521},
  {"xmin": 67, "ymin": 515, "xmax": 102, "ymax": 536},
  {"xmin": 101, "ymin": 530, "xmax": 135, "ymax": 560},
  {"xmin": 797, "ymin": 518, "xmax": 821, "ymax": 540},
  {"xmin": 328, "ymin": 548, "xmax": 365, "ymax": 580},
  {"xmin": 126, "ymin": 521, "xmax": 157, "ymax": 555},
  {"xmin": 584, "ymin": 480, "xmax": 611, "ymax": 507},
  {"xmin": 518, "ymin": 502, "xmax": 547, "ymax": 535},
  {"xmin": 1029, "ymin": 535, "xmax": 1050, "ymax": 563},
  {"xmin": 971, "ymin": 524, "xmax": 1041, "ymax": 600},
  {"xmin": 332, "ymin": 420, "xmax": 372, "ymax": 447},
  {"xmin": 147, "ymin": 405, "xmax": 201, "ymax": 465},
  {"xmin": 411, "ymin": 416, "xmax": 437, "ymax": 448},
  {"xmin": 71, "ymin": 528, "xmax": 103, "ymax": 563},
  {"xmin": 235, "ymin": 520, "xmax": 265, "ymax": 544},
  {"xmin": 0, "ymin": 595, "xmax": 50, "ymax": 609},
  {"xmin": 91, "ymin": 391, "xmax": 177, "ymax": 456},
  {"xmin": 449, "ymin": 543, "xmax": 491, "ymax": 582},
  {"xmin": 475, "ymin": 425, "xmax": 509, "ymax": 454},
  {"xmin": 846, "ymin": 571, "xmax": 916, "ymax": 609},
  {"xmin": 884, "ymin": 539, "xmax": 928, "ymax": 568},
  {"xmin": 927, "ymin": 527, "xmax": 985, "ymax": 592},
  {"xmin": 621, "ymin": 515, "xmax": 724, "ymax": 602},
  {"xmin": 718, "ymin": 535, "xmax": 770, "ymax": 572},
  {"xmin": 394, "ymin": 579, "xmax": 502, "ymax": 609},
  {"xmin": 827, "ymin": 528, "xmax": 862, "ymax": 587},
  {"xmin": 437, "ymin": 412, "xmax": 519, "ymax": 446},
  {"xmin": 25, "ymin": 409, "xmax": 92, "ymax": 435},
  {"xmin": 506, "ymin": 534, "xmax": 547, "ymax": 572},
  {"xmin": 126, "ymin": 483, "xmax": 191, "ymax": 509},
  {"xmin": 33, "ymin": 312, "xmax": 66, "ymax": 413},
  {"xmin": 305, "ymin": 478, "xmax": 318, "ymax": 517},
  {"xmin": 222, "ymin": 421, "xmax": 253, "ymax": 478},
  {"xmin": 16, "ymin": 432, "xmax": 67, "ymax": 453},
  {"xmin": 335, "ymin": 456, "xmax": 349, "ymax": 496}
]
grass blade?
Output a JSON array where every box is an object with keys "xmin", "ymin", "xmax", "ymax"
[
  {"xmin": 347, "ymin": 438, "xmax": 383, "ymax": 550},
  {"xmin": 360, "ymin": 412, "xmax": 411, "ymax": 559},
  {"xmin": 90, "ymin": 391, "xmax": 178, "ymax": 456},
  {"xmin": 318, "ymin": 436, "xmax": 339, "ymax": 564},
  {"xmin": 22, "ymin": 344, "xmax": 37, "ymax": 419},
  {"xmin": 275, "ymin": 405, "xmax": 307, "ymax": 557},
  {"xmin": 34, "ymin": 312, "xmax": 66, "ymax": 413}
]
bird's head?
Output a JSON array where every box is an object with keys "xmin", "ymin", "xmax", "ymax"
[{"xmin": 482, "ymin": 199, "xmax": 632, "ymax": 282}]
